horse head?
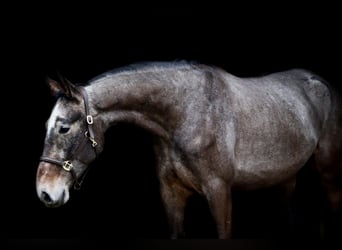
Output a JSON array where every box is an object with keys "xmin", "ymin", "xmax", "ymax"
[{"xmin": 36, "ymin": 77, "xmax": 104, "ymax": 207}]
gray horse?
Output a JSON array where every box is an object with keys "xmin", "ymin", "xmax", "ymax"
[{"xmin": 36, "ymin": 61, "xmax": 342, "ymax": 238}]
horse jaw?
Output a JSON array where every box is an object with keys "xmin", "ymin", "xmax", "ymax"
[{"xmin": 36, "ymin": 162, "xmax": 71, "ymax": 207}]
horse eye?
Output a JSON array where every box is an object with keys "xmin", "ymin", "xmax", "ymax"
[{"xmin": 59, "ymin": 125, "xmax": 70, "ymax": 134}]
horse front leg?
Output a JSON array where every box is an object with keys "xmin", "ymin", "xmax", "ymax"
[
  {"xmin": 204, "ymin": 178, "xmax": 233, "ymax": 239},
  {"xmin": 159, "ymin": 180, "xmax": 192, "ymax": 239}
]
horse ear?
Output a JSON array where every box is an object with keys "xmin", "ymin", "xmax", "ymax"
[
  {"xmin": 46, "ymin": 77, "xmax": 64, "ymax": 98},
  {"xmin": 58, "ymin": 74, "xmax": 79, "ymax": 99},
  {"xmin": 46, "ymin": 76, "xmax": 80, "ymax": 100}
]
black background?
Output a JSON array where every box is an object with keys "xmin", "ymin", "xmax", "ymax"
[{"xmin": 6, "ymin": 4, "xmax": 342, "ymax": 249}]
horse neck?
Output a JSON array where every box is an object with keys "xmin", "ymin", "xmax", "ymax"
[{"xmin": 87, "ymin": 74, "xmax": 182, "ymax": 139}]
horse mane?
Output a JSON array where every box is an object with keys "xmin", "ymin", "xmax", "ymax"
[{"xmin": 87, "ymin": 60, "xmax": 200, "ymax": 84}]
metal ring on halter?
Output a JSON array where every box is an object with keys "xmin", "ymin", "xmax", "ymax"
[
  {"xmin": 86, "ymin": 115, "xmax": 93, "ymax": 124},
  {"xmin": 85, "ymin": 131, "xmax": 98, "ymax": 147},
  {"xmin": 73, "ymin": 182, "xmax": 82, "ymax": 190}
]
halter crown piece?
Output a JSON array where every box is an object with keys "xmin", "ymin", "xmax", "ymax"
[{"xmin": 40, "ymin": 86, "xmax": 98, "ymax": 189}]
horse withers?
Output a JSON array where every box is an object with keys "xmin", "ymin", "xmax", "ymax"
[{"xmin": 36, "ymin": 62, "xmax": 342, "ymax": 238}]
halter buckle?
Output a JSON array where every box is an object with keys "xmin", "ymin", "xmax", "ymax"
[{"xmin": 62, "ymin": 160, "xmax": 73, "ymax": 171}]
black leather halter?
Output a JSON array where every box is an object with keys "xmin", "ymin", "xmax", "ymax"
[{"xmin": 40, "ymin": 87, "xmax": 98, "ymax": 190}]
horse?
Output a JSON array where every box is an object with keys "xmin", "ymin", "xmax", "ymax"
[{"xmin": 36, "ymin": 61, "xmax": 342, "ymax": 239}]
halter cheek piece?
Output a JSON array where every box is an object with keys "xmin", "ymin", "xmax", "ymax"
[{"xmin": 40, "ymin": 87, "xmax": 98, "ymax": 190}]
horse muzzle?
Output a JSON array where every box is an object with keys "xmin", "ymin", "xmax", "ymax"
[{"xmin": 36, "ymin": 162, "xmax": 71, "ymax": 207}]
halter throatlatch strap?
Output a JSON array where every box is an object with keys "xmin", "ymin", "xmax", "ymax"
[{"xmin": 40, "ymin": 86, "xmax": 98, "ymax": 190}]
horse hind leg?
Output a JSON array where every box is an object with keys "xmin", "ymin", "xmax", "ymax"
[
  {"xmin": 276, "ymin": 177, "xmax": 297, "ymax": 230},
  {"xmin": 313, "ymin": 137, "xmax": 342, "ymax": 238},
  {"xmin": 314, "ymin": 141, "xmax": 342, "ymax": 213}
]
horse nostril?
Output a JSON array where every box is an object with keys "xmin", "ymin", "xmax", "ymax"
[{"xmin": 42, "ymin": 191, "xmax": 53, "ymax": 203}]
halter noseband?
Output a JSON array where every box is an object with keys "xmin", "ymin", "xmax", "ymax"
[{"xmin": 40, "ymin": 86, "xmax": 98, "ymax": 190}]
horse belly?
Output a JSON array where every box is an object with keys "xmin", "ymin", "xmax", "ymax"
[
  {"xmin": 233, "ymin": 158, "xmax": 309, "ymax": 190},
  {"xmin": 231, "ymin": 113, "xmax": 319, "ymax": 190}
]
